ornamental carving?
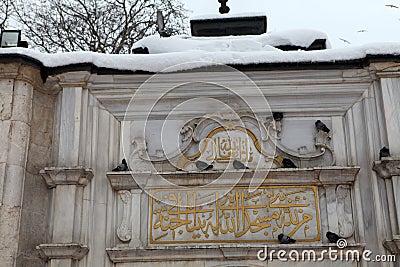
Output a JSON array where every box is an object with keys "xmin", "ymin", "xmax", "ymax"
[
  {"xmin": 116, "ymin": 190, "xmax": 132, "ymax": 242},
  {"xmin": 129, "ymin": 113, "xmax": 335, "ymax": 172}
]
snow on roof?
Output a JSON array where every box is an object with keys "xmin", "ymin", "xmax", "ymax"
[
  {"xmin": 133, "ymin": 30, "xmax": 329, "ymax": 54},
  {"xmin": 191, "ymin": 12, "xmax": 266, "ymax": 21},
  {"xmin": 258, "ymin": 29, "xmax": 331, "ymax": 49},
  {"xmin": 1, "ymin": 41, "xmax": 400, "ymax": 73}
]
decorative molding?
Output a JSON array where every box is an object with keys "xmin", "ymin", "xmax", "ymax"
[
  {"xmin": 383, "ymin": 235, "xmax": 400, "ymax": 254},
  {"xmin": 36, "ymin": 243, "xmax": 89, "ymax": 260},
  {"xmin": 107, "ymin": 167, "xmax": 360, "ymax": 191},
  {"xmin": 336, "ymin": 185, "xmax": 354, "ymax": 238},
  {"xmin": 106, "ymin": 243, "xmax": 365, "ymax": 263},
  {"xmin": 372, "ymin": 157, "xmax": 400, "ymax": 179},
  {"xmin": 87, "ymin": 69, "xmax": 371, "ymax": 120},
  {"xmin": 117, "ymin": 190, "xmax": 132, "ymax": 243},
  {"xmin": 57, "ymin": 71, "xmax": 91, "ymax": 88},
  {"xmin": 39, "ymin": 167, "xmax": 94, "ymax": 188},
  {"xmin": 130, "ymin": 113, "xmax": 336, "ymax": 173},
  {"xmin": 370, "ymin": 62, "xmax": 400, "ymax": 78}
]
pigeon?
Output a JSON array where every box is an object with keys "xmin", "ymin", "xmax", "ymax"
[
  {"xmin": 379, "ymin": 147, "xmax": 390, "ymax": 159},
  {"xmin": 156, "ymin": 10, "xmax": 171, "ymax": 38},
  {"xmin": 233, "ymin": 159, "xmax": 249, "ymax": 170},
  {"xmin": 273, "ymin": 112, "xmax": 284, "ymax": 122},
  {"xmin": 278, "ymin": 233, "xmax": 296, "ymax": 244},
  {"xmin": 357, "ymin": 30, "xmax": 367, "ymax": 33},
  {"xmin": 196, "ymin": 160, "xmax": 213, "ymax": 171},
  {"xmin": 282, "ymin": 158, "xmax": 297, "ymax": 168},
  {"xmin": 326, "ymin": 231, "xmax": 341, "ymax": 243},
  {"xmin": 315, "ymin": 120, "xmax": 330, "ymax": 133},
  {"xmin": 112, "ymin": 159, "xmax": 128, "ymax": 172}
]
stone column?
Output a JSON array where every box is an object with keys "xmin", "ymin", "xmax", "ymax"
[
  {"xmin": 37, "ymin": 167, "xmax": 93, "ymax": 267},
  {"xmin": 54, "ymin": 71, "xmax": 90, "ymax": 167},
  {"xmin": 0, "ymin": 63, "xmax": 36, "ymax": 266},
  {"xmin": 372, "ymin": 63, "xmax": 400, "ymax": 255},
  {"xmin": 373, "ymin": 158, "xmax": 400, "ymax": 255}
]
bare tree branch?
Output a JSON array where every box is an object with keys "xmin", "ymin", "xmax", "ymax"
[
  {"xmin": 0, "ymin": 0, "xmax": 12, "ymax": 30},
  {"xmin": 11, "ymin": 0, "xmax": 189, "ymax": 53}
]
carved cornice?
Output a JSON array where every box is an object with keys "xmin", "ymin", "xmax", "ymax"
[
  {"xmin": 57, "ymin": 71, "xmax": 91, "ymax": 88},
  {"xmin": 370, "ymin": 62, "xmax": 400, "ymax": 78},
  {"xmin": 372, "ymin": 157, "xmax": 400, "ymax": 179},
  {"xmin": 383, "ymin": 235, "xmax": 400, "ymax": 254},
  {"xmin": 106, "ymin": 243, "xmax": 365, "ymax": 263},
  {"xmin": 40, "ymin": 167, "xmax": 94, "ymax": 188},
  {"xmin": 107, "ymin": 166, "xmax": 359, "ymax": 191},
  {"xmin": 36, "ymin": 243, "xmax": 89, "ymax": 260}
]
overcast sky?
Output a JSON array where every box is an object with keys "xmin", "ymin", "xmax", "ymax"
[{"xmin": 181, "ymin": 0, "xmax": 400, "ymax": 48}]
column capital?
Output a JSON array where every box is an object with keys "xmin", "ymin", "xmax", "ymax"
[
  {"xmin": 40, "ymin": 167, "xmax": 93, "ymax": 188},
  {"xmin": 36, "ymin": 243, "xmax": 89, "ymax": 260},
  {"xmin": 57, "ymin": 71, "xmax": 91, "ymax": 88},
  {"xmin": 370, "ymin": 62, "xmax": 400, "ymax": 78},
  {"xmin": 383, "ymin": 235, "xmax": 400, "ymax": 254},
  {"xmin": 372, "ymin": 157, "xmax": 400, "ymax": 179}
]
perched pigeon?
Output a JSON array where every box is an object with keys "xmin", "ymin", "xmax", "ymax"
[
  {"xmin": 196, "ymin": 161, "xmax": 213, "ymax": 171},
  {"xmin": 326, "ymin": 231, "xmax": 341, "ymax": 243},
  {"xmin": 233, "ymin": 159, "xmax": 249, "ymax": 170},
  {"xmin": 273, "ymin": 112, "xmax": 284, "ymax": 122},
  {"xmin": 379, "ymin": 147, "xmax": 390, "ymax": 159},
  {"xmin": 315, "ymin": 120, "xmax": 330, "ymax": 133},
  {"xmin": 156, "ymin": 10, "xmax": 171, "ymax": 38},
  {"xmin": 282, "ymin": 158, "xmax": 297, "ymax": 168},
  {"xmin": 278, "ymin": 233, "xmax": 296, "ymax": 244},
  {"xmin": 112, "ymin": 159, "xmax": 128, "ymax": 172}
]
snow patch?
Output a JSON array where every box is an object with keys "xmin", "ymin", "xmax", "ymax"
[
  {"xmin": 191, "ymin": 12, "xmax": 266, "ymax": 21},
  {"xmin": 133, "ymin": 30, "xmax": 329, "ymax": 54},
  {"xmin": 1, "ymin": 43, "xmax": 400, "ymax": 73}
]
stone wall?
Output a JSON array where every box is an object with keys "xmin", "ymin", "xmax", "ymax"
[
  {"xmin": 16, "ymin": 87, "xmax": 56, "ymax": 266},
  {"xmin": 0, "ymin": 63, "xmax": 50, "ymax": 266}
]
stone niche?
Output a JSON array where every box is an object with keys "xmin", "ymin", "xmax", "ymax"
[{"xmin": 105, "ymin": 113, "xmax": 362, "ymax": 264}]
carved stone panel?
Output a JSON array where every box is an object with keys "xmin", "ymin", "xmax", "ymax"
[
  {"xmin": 149, "ymin": 186, "xmax": 321, "ymax": 244},
  {"xmin": 117, "ymin": 190, "xmax": 132, "ymax": 243}
]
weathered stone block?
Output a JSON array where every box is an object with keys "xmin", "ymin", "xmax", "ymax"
[
  {"xmin": 7, "ymin": 121, "xmax": 30, "ymax": 167},
  {"xmin": 0, "ymin": 120, "xmax": 11, "ymax": 163},
  {"xmin": 0, "ymin": 79, "xmax": 14, "ymax": 120},
  {"xmin": 11, "ymin": 94, "xmax": 33, "ymax": 124},
  {"xmin": 2, "ymin": 164, "xmax": 25, "ymax": 206}
]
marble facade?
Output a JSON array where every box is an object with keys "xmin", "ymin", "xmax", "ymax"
[{"xmin": 0, "ymin": 57, "xmax": 400, "ymax": 267}]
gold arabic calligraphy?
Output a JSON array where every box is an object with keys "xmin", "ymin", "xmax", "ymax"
[
  {"xmin": 150, "ymin": 186, "xmax": 320, "ymax": 244},
  {"xmin": 205, "ymin": 136, "xmax": 254, "ymax": 163}
]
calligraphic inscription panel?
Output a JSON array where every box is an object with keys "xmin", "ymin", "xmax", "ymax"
[{"xmin": 149, "ymin": 186, "xmax": 320, "ymax": 244}]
